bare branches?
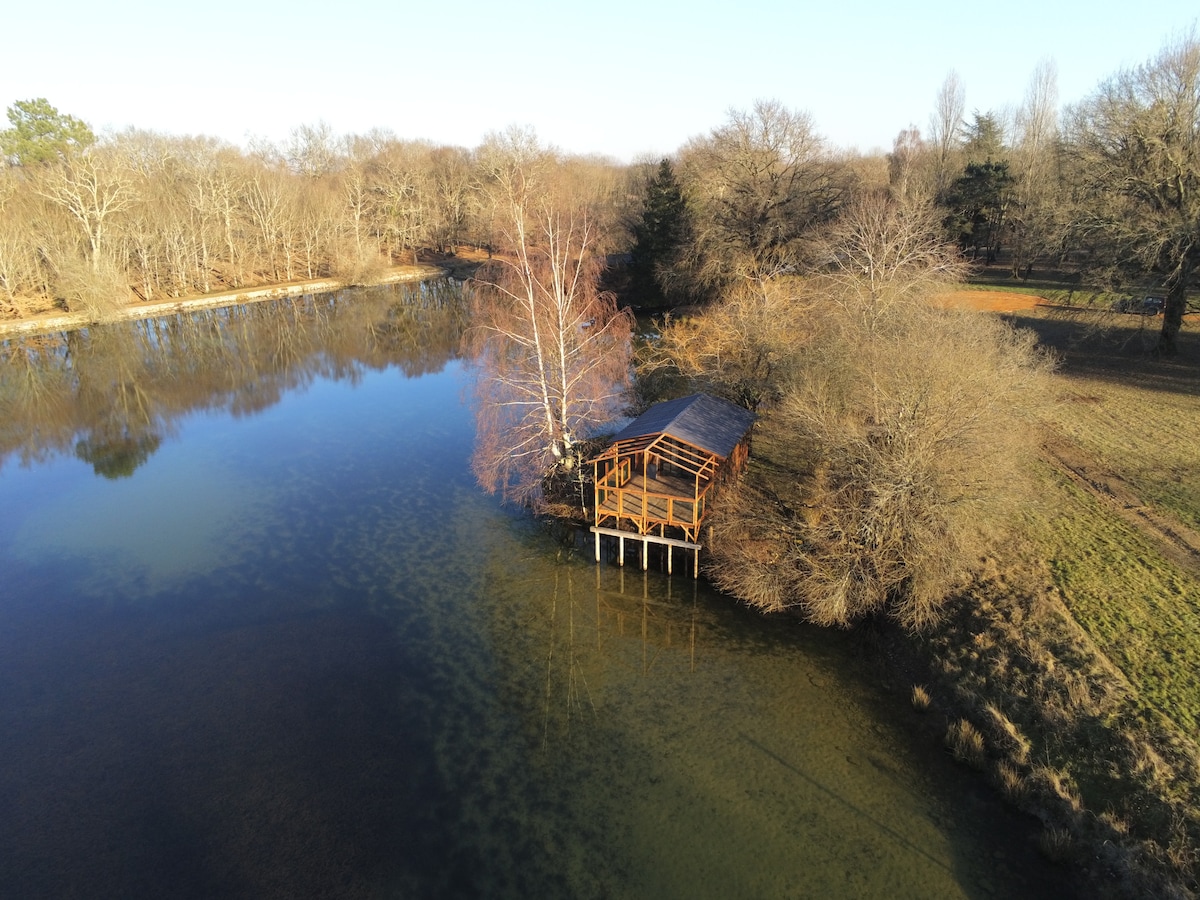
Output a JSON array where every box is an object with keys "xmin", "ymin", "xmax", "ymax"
[
  {"xmin": 467, "ymin": 143, "xmax": 632, "ymax": 506},
  {"xmin": 35, "ymin": 148, "xmax": 134, "ymax": 275},
  {"xmin": 646, "ymin": 276, "xmax": 815, "ymax": 410},
  {"xmin": 807, "ymin": 194, "xmax": 968, "ymax": 318},
  {"xmin": 662, "ymin": 200, "xmax": 1053, "ymax": 629},
  {"xmin": 930, "ymin": 71, "xmax": 966, "ymax": 194},
  {"xmin": 1065, "ymin": 32, "xmax": 1200, "ymax": 354},
  {"xmin": 679, "ymin": 100, "xmax": 843, "ymax": 288}
]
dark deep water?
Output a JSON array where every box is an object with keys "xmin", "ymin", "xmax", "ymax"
[{"xmin": 0, "ymin": 284, "xmax": 1076, "ymax": 898}]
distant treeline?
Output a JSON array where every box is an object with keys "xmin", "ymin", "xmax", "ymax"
[
  {"xmin": 0, "ymin": 110, "xmax": 630, "ymax": 318},
  {"xmin": 3, "ymin": 32, "xmax": 1199, "ymax": 356}
]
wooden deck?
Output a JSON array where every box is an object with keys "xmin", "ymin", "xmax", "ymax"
[{"xmin": 595, "ymin": 472, "xmax": 708, "ymax": 533}]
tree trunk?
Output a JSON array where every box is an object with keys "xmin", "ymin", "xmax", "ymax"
[{"xmin": 1158, "ymin": 273, "xmax": 1189, "ymax": 356}]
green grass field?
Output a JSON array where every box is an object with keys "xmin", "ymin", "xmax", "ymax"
[{"xmin": 1036, "ymin": 467, "xmax": 1200, "ymax": 732}]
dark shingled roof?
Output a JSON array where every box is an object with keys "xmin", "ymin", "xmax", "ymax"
[{"xmin": 612, "ymin": 393, "xmax": 755, "ymax": 458}]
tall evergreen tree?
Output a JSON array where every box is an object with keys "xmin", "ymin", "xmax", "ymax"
[
  {"xmin": 961, "ymin": 111, "xmax": 1007, "ymax": 164},
  {"xmin": 0, "ymin": 98, "xmax": 95, "ymax": 167},
  {"xmin": 629, "ymin": 159, "xmax": 691, "ymax": 306},
  {"xmin": 943, "ymin": 160, "xmax": 1013, "ymax": 263}
]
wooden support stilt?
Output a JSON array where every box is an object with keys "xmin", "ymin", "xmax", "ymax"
[{"xmin": 589, "ymin": 527, "xmax": 703, "ymax": 578}]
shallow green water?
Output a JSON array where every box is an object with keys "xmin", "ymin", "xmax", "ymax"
[{"xmin": 0, "ymin": 285, "xmax": 1073, "ymax": 898}]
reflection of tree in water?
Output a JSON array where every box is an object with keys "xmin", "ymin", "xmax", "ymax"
[
  {"xmin": 370, "ymin": 279, "xmax": 468, "ymax": 378},
  {"xmin": 74, "ymin": 432, "xmax": 162, "ymax": 479},
  {"xmin": 0, "ymin": 334, "xmax": 75, "ymax": 468},
  {"xmin": 0, "ymin": 279, "xmax": 466, "ymax": 474},
  {"xmin": 64, "ymin": 326, "xmax": 165, "ymax": 479}
]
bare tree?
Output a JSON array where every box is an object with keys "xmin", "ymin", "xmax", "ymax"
[
  {"xmin": 467, "ymin": 131, "xmax": 632, "ymax": 506},
  {"xmin": 887, "ymin": 126, "xmax": 932, "ymax": 203},
  {"xmin": 707, "ymin": 303, "xmax": 1052, "ymax": 630},
  {"xmin": 663, "ymin": 199, "xmax": 1053, "ymax": 629},
  {"xmin": 1008, "ymin": 59, "xmax": 1062, "ymax": 278},
  {"xmin": 1065, "ymin": 32, "xmax": 1200, "ymax": 354},
  {"xmin": 680, "ymin": 100, "xmax": 843, "ymax": 287},
  {"xmin": 242, "ymin": 168, "xmax": 297, "ymax": 282},
  {"xmin": 370, "ymin": 139, "xmax": 433, "ymax": 263},
  {"xmin": 808, "ymin": 194, "xmax": 968, "ymax": 318},
  {"xmin": 644, "ymin": 276, "xmax": 812, "ymax": 410},
  {"xmin": 0, "ymin": 171, "xmax": 45, "ymax": 310},
  {"xmin": 427, "ymin": 145, "xmax": 473, "ymax": 253},
  {"xmin": 286, "ymin": 121, "xmax": 343, "ymax": 179},
  {"xmin": 36, "ymin": 147, "xmax": 133, "ymax": 275},
  {"xmin": 930, "ymin": 71, "xmax": 966, "ymax": 196},
  {"xmin": 1016, "ymin": 59, "xmax": 1059, "ymax": 158}
]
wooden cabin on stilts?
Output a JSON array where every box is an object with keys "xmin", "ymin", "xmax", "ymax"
[{"xmin": 589, "ymin": 393, "xmax": 755, "ymax": 576}]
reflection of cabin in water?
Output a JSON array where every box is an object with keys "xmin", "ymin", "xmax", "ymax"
[{"xmin": 589, "ymin": 393, "xmax": 755, "ymax": 575}]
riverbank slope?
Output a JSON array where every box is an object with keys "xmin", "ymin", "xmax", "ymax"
[{"xmin": 0, "ymin": 264, "xmax": 450, "ymax": 339}]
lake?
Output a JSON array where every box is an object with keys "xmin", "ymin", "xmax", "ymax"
[{"xmin": 0, "ymin": 283, "xmax": 1074, "ymax": 898}]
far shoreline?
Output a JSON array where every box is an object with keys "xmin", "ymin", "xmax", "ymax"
[{"xmin": 0, "ymin": 264, "xmax": 452, "ymax": 339}]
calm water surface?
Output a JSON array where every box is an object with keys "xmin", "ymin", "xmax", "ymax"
[{"xmin": 0, "ymin": 285, "xmax": 1074, "ymax": 898}]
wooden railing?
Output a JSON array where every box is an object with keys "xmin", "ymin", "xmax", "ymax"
[
  {"xmin": 597, "ymin": 483, "xmax": 713, "ymax": 532},
  {"xmin": 612, "ymin": 488, "xmax": 699, "ymax": 526}
]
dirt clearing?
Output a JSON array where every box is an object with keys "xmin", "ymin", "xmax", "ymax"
[{"xmin": 938, "ymin": 290, "xmax": 1046, "ymax": 313}]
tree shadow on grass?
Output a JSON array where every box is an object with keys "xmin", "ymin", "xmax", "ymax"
[{"xmin": 1004, "ymin": 309, "xmax": 1200, "ymax": 398}]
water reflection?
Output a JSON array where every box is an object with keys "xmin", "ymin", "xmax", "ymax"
[{"xmin": 0, "ymin": 279, "xmax": 466, "ymax": 476}]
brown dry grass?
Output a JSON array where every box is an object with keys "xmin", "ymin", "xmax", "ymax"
[{"xmin": 945, "ymin": 719, "xmax": 987, "ymax": 770}]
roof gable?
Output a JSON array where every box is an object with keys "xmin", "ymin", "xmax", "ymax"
[{"xmin": 612, "ymin": 393, "xmax": 755, "ymax": 459}]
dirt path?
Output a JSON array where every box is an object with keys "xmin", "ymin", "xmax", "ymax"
[
  {"xmin": 1041, "ymin": 431, "xmax": 1200, "ymax": 579},
  {"xmin": 938, "ymin": 289, "xmax": 1046, "ymax": 312}
]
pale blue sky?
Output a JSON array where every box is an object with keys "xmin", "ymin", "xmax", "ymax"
[{"xmin": 3, "ymin": 1, "xmax": 1196, "ymax": 160}]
